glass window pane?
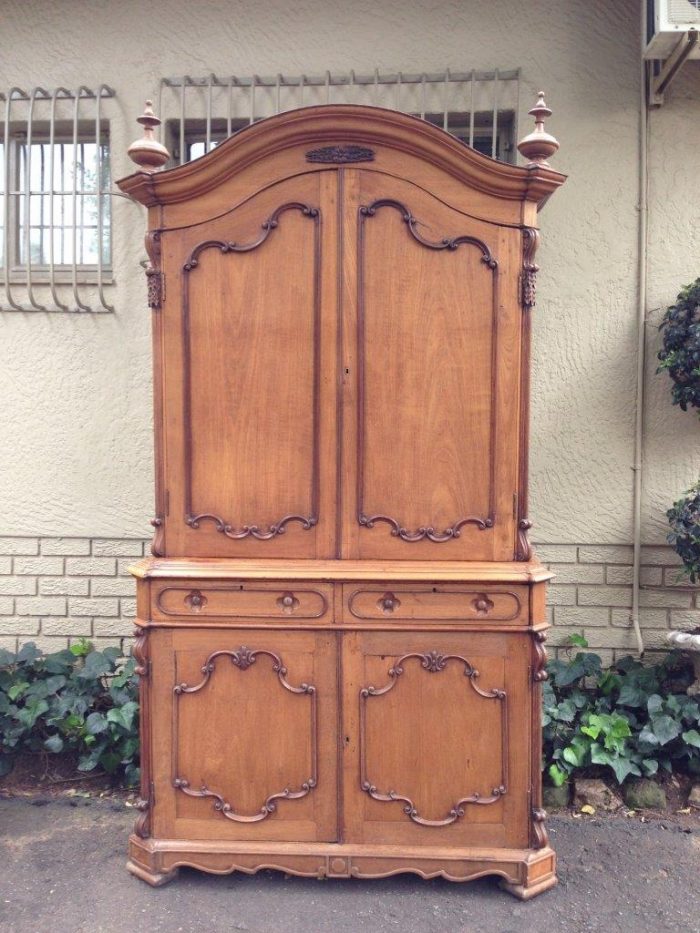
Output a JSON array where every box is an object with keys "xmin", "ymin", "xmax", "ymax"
[{"xmin": 15, "ymin": 136, "xmax": 111, "ymax": 267}]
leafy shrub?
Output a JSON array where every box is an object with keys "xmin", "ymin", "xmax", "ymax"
[
  {"xmin": 543, "ymin": 637, "xmax": 700, "ymax": 786},
  {"xmin": 667, "ymin": 481, "xmax": 700, "ymax": 583},
  {"xmin": 0, "ymin": 641, "xmax": 139, "ymax": 785},
  {"xmin": 658, "ymin": 277, "xmax": 700, "ymax": 413}
]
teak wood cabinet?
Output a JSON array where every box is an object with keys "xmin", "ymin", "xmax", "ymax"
[{"xmin": 118, "ymin": 102, "xmax": 565, "ymax": 899}]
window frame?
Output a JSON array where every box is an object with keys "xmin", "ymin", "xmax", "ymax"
[
  {"xmin": 169, "ymin": 107, "xmax": 517, "ymax": 169},
  {"xmin": 1, "ymin": 122, "xmax": 113, "ymax": 286},
  {"xmin": 159, "ymin": 69, "xmax": 520, "ymax": 169}
]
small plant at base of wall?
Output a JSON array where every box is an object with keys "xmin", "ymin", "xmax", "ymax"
[
  {"xmin": 543, "ymin": 635, "xmax": 700, "ymax": 788},
  {"xmin": 658, "ymin": 277, "xmax": 700, "ymax": 414},
  {"xmin": 667, "ymin": 481, "xmax": 700, "ymax": 583},
  {"xmin": 0, "ymin": 640, "xmax": 139, "ymax": 786}
]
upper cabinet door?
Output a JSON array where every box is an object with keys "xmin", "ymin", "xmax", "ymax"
[
  {"xmin": 118, "ymin": 106, "xmax": 564, "ymax": 560},
  {"xmin": 340, "ymin": 170, "xmax": 523, "ymax": 561},
  {"xmin": 160, "ymin": 172, "xmax": 339, "ymax": 558}
]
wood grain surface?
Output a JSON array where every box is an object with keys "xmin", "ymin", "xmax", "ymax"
[{"xmin": 118, "ymin": 104, "xmax": 564, "ymax": 899}]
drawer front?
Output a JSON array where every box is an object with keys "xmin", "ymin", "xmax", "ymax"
[
  {"xmin": 342, "ymin": 585, "xmax": 528, "ymax": 624},
  {"xmin": 154, "ymin": 582, "xmax": 332, "ymax": 621}
]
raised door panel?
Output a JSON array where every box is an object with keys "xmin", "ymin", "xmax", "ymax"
[
  {"xmin": 341, "ymin": 631, "xmax": 530, "ymax": 848},
  {"xmin": 340, "ymin": 170, "xmax": 522, "ymax": 561},
  {"xmin": 151, "ymin": 628, "xmax": 338, "ymax": 842},
  {"xmin": 160, "ymin": 172, "xmax": 339, "ymax": 558}
]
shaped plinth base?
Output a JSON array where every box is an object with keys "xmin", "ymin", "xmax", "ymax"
[
  {"xmin": 126, "ymin": 858, "xmax": 179, "ymax": 887},
  {"xmin": 499, "ymin": 873, "xmax": 558, "ymax": 900},
  {"xmin": 127, "ymin": 834, "xmax": 556, "ymax": 898}
]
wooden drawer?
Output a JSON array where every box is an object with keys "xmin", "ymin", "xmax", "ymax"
[
  {"xmin": 153, "ymin": 582, "xmax": 332, "ymax": 621},
  {"xmin": 342, "ymin": 584, "xmax": 527, "ymax": 624}
]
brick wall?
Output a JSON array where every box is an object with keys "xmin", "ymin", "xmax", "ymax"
[
  {"xmin": 0, "ymin": 537, "xmax": 697, "ymax": 663},
  {"xmin": 0, "ymin": 537, "xmax": 146, "ymax": 654},
  {"xmin": 539, "ymin": 545, "xmax": 700, "ymax": 666}
]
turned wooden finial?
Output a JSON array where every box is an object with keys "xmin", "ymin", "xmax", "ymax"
[
  {"xmin": 127, "ymin": 100, "xmax": 170, "ymax": 171},
  {"xmin": 517, "ymin": 91, "xmax": 559, "ymax": 167}
]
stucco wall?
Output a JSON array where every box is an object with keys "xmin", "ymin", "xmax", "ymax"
[
  {"xmin": 644, "ymin": 63, "xmax": 700, "ymax": 540},
  {"xmin": 0, "ymin": 0, "xmax": 698, "ymax": 653}
]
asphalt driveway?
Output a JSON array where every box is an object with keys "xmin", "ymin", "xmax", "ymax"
[{"xmin": 1, "ymin": 797, "xmax": 698, "ymax": 933}]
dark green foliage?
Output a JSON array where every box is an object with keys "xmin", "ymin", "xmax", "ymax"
[
  {"xmin": 543, "ymin": 637, "xmax": 699, "ymax": 787},
  {"xmin": 667, "ymin": 481, "xmax": 700, "ymax": 583},
  {"xmin": 0, "ymin": 641, "xmax": 139, "ymax": 785},
  {"xmin": 658, "ymin": 277, "xmax": 700, "ymax": 413},
  {"xmin": 4, "ymin": 639, "xmax": 699, "ymax": 795}
]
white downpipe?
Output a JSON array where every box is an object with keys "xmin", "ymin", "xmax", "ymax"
[{"xmin": 631, "ymin": 6, "xmax": 649, "ymax": 657}]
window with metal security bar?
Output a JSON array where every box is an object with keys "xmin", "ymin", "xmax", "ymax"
[
  {"xmin": 1, "ymin": 86, "xmax": 115, "ymax": 312},
  {"xmin": 157, "ymin": 69, "xmax": 520, "ymax": 167}
]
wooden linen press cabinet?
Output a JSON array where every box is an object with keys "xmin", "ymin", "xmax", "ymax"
[{"xmin": 118, "ymin": 94, "xmax": 565, "ymax": 899}]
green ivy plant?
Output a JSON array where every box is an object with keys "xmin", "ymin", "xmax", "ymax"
[
  {"xmin": 543, "ymin": 636, "xmax": 699, "ymax": 787},
  {"xmin": 658, "ymin": 277, "xmax": 700, "ymax": 413},
  {"xmin": 666, "ymin": 481, "xmax": 700, "ymax": 583},
  {"xmin": 0, "ymin": 641, "xmax": 139, "ymax": 785},
  {"xmin": 4, "ymin": 639, "xmax": 700, "ymax": 794}
]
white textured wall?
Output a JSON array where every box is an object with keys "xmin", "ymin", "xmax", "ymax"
[
  {"xmin": 644, "ymin": 62, "xmax": 700, "ymax": 540},
  {"xmin": 0, "ymin": 0, "xmax": 697, "ymax": 546}
]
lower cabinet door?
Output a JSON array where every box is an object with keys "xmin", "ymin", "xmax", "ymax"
[
  {"xmin": 150, "ymin": 627, "xmax": 338, "ymax": 842},
  {"xmin": 341, "ymin": 630, "xmax": 531, "ymax": 849}
]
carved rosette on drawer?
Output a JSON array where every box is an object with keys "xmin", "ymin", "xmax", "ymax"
[
  {"xmin": 359, "ymin": 652, "xmax": 508, "ymax": 826},
  {"xmin": 173, "ymin": 647, "xmax": 317, "ymax": 822}
]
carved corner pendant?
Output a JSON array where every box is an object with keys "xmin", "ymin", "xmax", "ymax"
[
  {"xmin": 146, "ymin": 268, "xmax": 163, "ymax": 309},
  {"xmin": 521, "ymin": 227, "xmax": 540, "ymax": 311}
]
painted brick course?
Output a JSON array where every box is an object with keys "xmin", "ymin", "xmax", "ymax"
[
  {"xmin": 0, "ymin": 537, "xmax": 696, "ymax": 662},
  {"xmin": 15, "ymin": 596, "xmax": 66, "ymax": 616},
  {"xmin": 13, "ymin": 557, "xmax": 64, "ymax": 576},
  {"xmin": 541, "ymin": 542, "xmax": 700, "ymax": 659},
  {"xmin": 0, "ymin": 538, "xmax": 38, "ymax": 556},
  {"xmin": 40, "ymin": 538, "xmax": 91, "ymax": 556},
  {"xmin": 0, "ymin": 537, "xmax": 147, "ymax": 653}
]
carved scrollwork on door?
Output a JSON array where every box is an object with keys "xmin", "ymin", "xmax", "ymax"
[
  {"xmin": 182, "ymin": 202, "xmax": 321, "ymax": 541},
  {"xmin": 357, "ymin": 199, "xmax": 498, "ymax": 541},
  {"xmin": 359, "ymin": 652, "xmax": 508, "ymax": 827},
  {"xmin": 173, "ymin": 646, "xmax": 317, "ymax": 822}
]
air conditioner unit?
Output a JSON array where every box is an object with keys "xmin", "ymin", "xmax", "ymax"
[{"xmin": 645, "ymin": 0, "xmax": 700, "ymax": 58}]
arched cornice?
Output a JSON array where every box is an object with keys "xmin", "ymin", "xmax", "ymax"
[{"xmin": 117, "ymin": 104, "xmax": 565, "ymax": 210}]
